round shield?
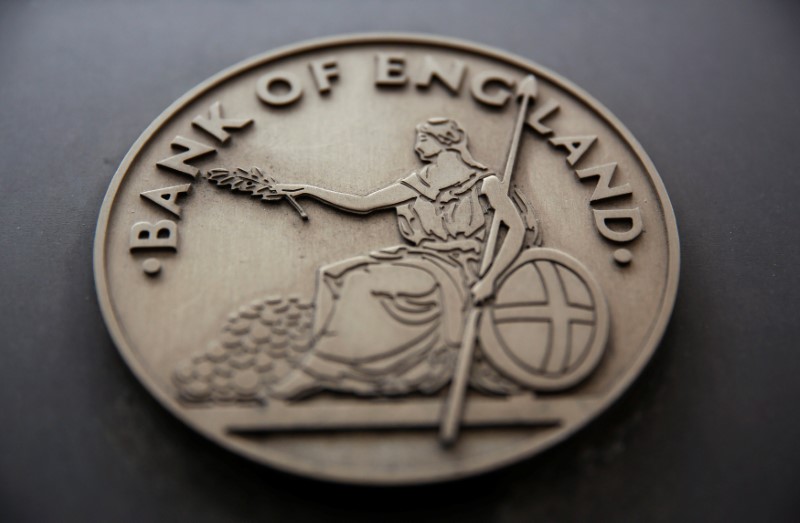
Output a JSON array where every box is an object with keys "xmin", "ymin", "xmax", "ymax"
[{"xmin": 479, "ymin": 248, "xmax": 609, "ymax": 391}]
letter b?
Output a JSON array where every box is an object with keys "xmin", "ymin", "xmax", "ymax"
[{"xmin": 129, "ymin": 221, "xmax": 178, "ymax": 251}]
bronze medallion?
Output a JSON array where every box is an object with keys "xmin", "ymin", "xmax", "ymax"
[{"xmin": 94, "ymin": 34, "xmax": 679, "ymax": 484}]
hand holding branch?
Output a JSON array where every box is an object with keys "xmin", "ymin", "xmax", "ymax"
[
  {"xmin": 206, "ymin": 167, "xmax": 308, "ymax": 220},
  {"xmin": 271, "ymin": 183, "xmax": 306, "ymax": 197}
]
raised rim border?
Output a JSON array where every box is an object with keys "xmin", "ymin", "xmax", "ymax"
[{"xmin": 93, "ymin": 32, "xmax": 680, "ymax": 485}]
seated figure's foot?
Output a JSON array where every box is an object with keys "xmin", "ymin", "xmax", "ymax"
[{"xmin": 269, "ymin": 370, "xmax": 322, "ymax": 400}]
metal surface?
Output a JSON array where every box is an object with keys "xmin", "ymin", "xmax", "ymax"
[
  {"xmin": 94, "ymin": 35, "xmax": 678, "ymax": 484},
  {"xmin": 2, "ymin": 0, "xmax": 799, "ymax": 520}
]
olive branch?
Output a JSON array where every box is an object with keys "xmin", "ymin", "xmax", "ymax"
[{"xmin": 205, "ymin": 167, "xmax": 307, "ymax": 220}]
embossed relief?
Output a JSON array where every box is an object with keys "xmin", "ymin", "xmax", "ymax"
[
  {"xmin": 96, "ymin": 36, "xmax": 679, "ymax": 483},
  {"xmin": 173, "ymin": 78, "xmax": 609, "ymax": 445}
]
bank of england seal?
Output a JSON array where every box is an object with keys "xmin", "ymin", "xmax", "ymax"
[{"xmin": 94, "ymin": 34, "xmax": 679, "ymax": 484}]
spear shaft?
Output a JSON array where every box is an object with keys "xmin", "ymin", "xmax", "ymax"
[{"xmin": 439, "ymin": 75, "xmax": 537, "ymax": 446}]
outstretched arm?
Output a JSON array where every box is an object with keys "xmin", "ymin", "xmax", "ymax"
[
  {"xmin": 276, "ymin": 181, "xmax": 417, "ymax": 214},
  {"xmin": 472, "ymin": 175, "xmax": 526, "ymax": 302}
]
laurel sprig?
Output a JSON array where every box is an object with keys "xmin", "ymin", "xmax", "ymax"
[
  {"xmin": 206, "ymin": 167, "xmax": 308, "ymax": 219},
  {"xmin": 207, "ymin": 167, "xmax": 280, "ymax": 200}
]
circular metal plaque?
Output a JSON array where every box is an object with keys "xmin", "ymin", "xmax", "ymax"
[{"xmin": 94, "ymin": 34, "xmax": 679, "ymax": 484}]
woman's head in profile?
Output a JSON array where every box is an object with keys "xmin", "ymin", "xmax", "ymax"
[{"xmin": 414, "ymin": 117, "xmax": 485, "ymax": 168}]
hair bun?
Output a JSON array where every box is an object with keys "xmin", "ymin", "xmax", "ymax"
[{"xmin": 418, "ymin": 118, "xmax": 465, "ymax": 146}]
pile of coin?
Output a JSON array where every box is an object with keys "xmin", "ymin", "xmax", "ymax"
[{"xmin": 173, "ymin": 295, "xmax": 314, "ymax": 403}]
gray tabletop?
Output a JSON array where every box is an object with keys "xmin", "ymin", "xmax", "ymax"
[{"xmin": 1, "ymin": 1, "xmax": 798, "ymax": 521}]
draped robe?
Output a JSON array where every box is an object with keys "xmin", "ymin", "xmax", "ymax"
[{"xmin": 291, "ymin": 161, "xmax": 505, "ymax": 395}]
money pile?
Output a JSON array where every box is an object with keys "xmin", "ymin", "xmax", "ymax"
[{"xmin": 173, "ymin": 295, "xmax": 314, "ymax": 403}]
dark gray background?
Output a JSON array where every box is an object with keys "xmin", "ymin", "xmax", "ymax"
[{"xmin": 1, "ymin": 0, "xmax": 798, "ymax": 521}]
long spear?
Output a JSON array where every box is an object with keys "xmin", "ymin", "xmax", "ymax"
[{"xmin": 439, "ymin": 74, "xmax": 538, "ymax": 446}]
